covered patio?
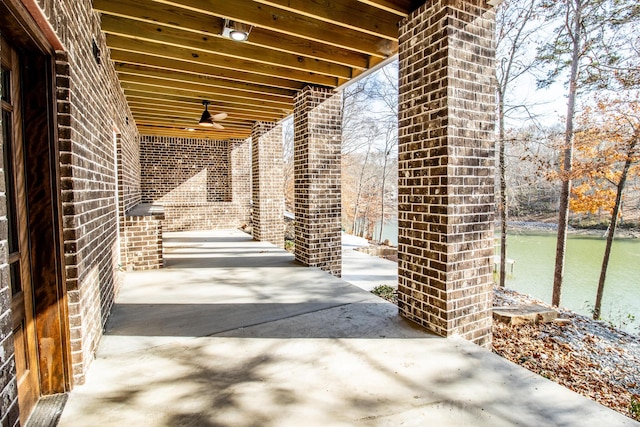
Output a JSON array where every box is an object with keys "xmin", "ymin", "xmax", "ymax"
[
  {"xmin": 1, "ymin": 0, "xmax": 564, "ymax": 424},
  {"xmin": 56, "ymin": 230, "xmax": 631, "ymax": 426},
  {"xmin": 102, "ymin": 0, "xmax": 498, "ymax": 347}
]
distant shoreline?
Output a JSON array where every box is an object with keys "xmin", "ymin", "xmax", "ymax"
[{"xmin": 504, "ymin": 220, "xmax": 640, "ymax": 238}]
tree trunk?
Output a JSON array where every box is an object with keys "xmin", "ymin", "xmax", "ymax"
[
  {"xmin": 593, "ymin": 141, "xmax": 636, "ymax": 319},
  {"xmin": 378, "ymin": 149, "xmax": 389, "ymax": 243},
  {"xmin": 350, "ymin": 147, "xmax": 371, "ymax": 234},
  {"xmin": 493, "ymin": 0, "xmax": 537, "ymax": 286},
  {"xmin": 498, "ymin": 86, "xmax": 507, "ymax": 287},
  {"xmin": 552, "ymin": 0, "xmax": 583, "ymax": 307}
]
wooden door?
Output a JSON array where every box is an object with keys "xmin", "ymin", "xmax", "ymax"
[{"xmin": 1, "ymin": 35, "xmax": 40, "ymax": 424}]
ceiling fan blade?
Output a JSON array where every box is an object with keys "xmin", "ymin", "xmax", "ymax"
[
  {"xmin": 212, "ymin": 112, "xmax": 228, "ymax": 121},
  {"xmin": 212, "ymin": 122, "xmax": 225, "ymax": 130}
]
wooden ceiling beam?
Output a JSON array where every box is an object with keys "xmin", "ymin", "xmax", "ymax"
[
  {"xmin": 127, "ymin": 101, "xmax": 281, "ymax": 122},
  {"xmin": 133, "ymin": 111, "xmax": 254, "ymax": 127},
  {"xmin": 132, "ymin": 110, "xmax": 255, "ymax": 127},
  {"xmin": 122, "ymin": 82, "xmax": 290, "ymax": 111},
  {"xmin": 357, "ymin": 0, "xmax": 413, "ymax": 16},
  {"xmin": 254, "ymin": 0, "xmax": 400, "ymax": 40},
  {"xmin": 136, "ymin": 120, "xmax": 250, "ymax": 132},
  {"xmin": 154, "ymin": 0, "xmax": 397, "ymax": 57},
  {"xmin": 116, "ymin": 64, "xmax": 296, "ymax": 98},
  {"xmin": 124, "ymin": 93, "xmax": 286, "ymax": 117},
  {"xmin": 137, "ymin": 122, "xmax": 248, "ymax": 133},
  {"xmin": 93, "ymin": 0, "xmax": 370, "ymax": 69},
  {"xmin": 93, "ymin": 0, "xmax": 404, "ymax": 138},
  {"xmin": 122, "ymin": 83, "xmax": 292, "ymax": 113},
  {"xmin": 111, "ymin": 50, "xmax": 304, "ymax": 91},
  {"xmin": 123, "ymin": 91, "xmax": 290, "ymax": 117},
  {"xmin": 106, "ymin": 34, "xmax": 339, "ymax": 87},
  {"xmin": 136, "ymin": 116, "xmax": 250, "ymax": 130},
  {"xmin": 101, "ymin": 15, "xmax": 354, "ymax": 79},
  {"xmin": 138, "ymin": 125, "xmax": 250, "ymax": 139},
  {"xmin": 128, "ymin": 103, "xmax": 274, "ymax": 121},
  {"xmin": 117, "ymin": 74, "xmax": 293, "ymax": 106}
]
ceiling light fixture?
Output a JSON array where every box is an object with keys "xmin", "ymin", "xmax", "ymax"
[
  {"xmin": 198, "ymin": 100, "xmax": 227, "ymax": 129},
  {"xmin": 199, "ymin": 100, "xmax": 214, "ymax": 127},
  {"xmin": 222, "ymin": 19, "xmax": 252, "ymax": 42}
]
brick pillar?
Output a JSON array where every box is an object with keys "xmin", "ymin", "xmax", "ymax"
[
  {"xmin": 293, "ymin": 87, "xmax": 342, "ymax": 277},
  {"xmin": 397, "ymin": 0, "xmax": 496, "ymax": 346},
  {"xmin": 230, "ymin": 138, "xmax": 251, "ymax": 225},
  {"xmin": 251, "ymin": 122, "xmax": 284, "ymax": 247}
]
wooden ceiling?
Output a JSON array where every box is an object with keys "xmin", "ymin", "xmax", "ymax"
[{"xmin": 93, "ymin": 0, "xmax": 416, "ymax": 139}]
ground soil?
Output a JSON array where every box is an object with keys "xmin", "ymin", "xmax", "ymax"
[{"xmin": 493, "ymin": 286, "xmax": 640, "ymax": 421}]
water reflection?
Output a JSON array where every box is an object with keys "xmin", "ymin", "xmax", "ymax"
[{"xmin": 500, "ymin": 232, "xmax": 640, "ymax": 334}]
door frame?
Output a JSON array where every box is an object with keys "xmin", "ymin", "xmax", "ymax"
[
  {"xmin": 2, "ymin": 33, "xmax": 41, "ymax": 425},
  {"xmin": 1, "ymin": 0, "xmax": 72, "ymax": 414}
]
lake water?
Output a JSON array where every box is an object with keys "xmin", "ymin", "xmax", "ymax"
[
  {"xmin": 375, "ymin": 219, "xmax": 640, "ymax": 334},
  {"xmin": 501, "ymin": 231, "xmax": 640, "ymax": 333}
]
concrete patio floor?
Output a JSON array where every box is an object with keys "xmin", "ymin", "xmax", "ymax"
[{"xmin": 57, "ymin": 229, "xmax": 637, "ymax": 426}]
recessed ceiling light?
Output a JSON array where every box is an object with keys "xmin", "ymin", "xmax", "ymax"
[{"xmin": 222, "ymin": 19, "xmax": 251, "ymax": 42}]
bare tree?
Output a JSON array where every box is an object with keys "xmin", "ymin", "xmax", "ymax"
[
  {"xmin": 535, "ymin": 0, "xmax": 637, "ymax": 306},
  {"xmin": 282, "ymin": 117, "xmax": 294, "ymax": 212},
  {"xmin": 378, "ymin": 126, "xmax": 396, "ymax": 242},
  {"xmin": 341, "ymin": 62, "xmax": 398, "ymax": 240},
  {"xmin": 495, "ymin": 0, "xmax": 540, "ymax": 286}
]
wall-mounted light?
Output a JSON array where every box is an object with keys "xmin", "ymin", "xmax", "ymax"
[
  {"xmin": 92, "ymin": 40, "xmax": 101, "ymax": 64},
  {"xmin": 221, "ymin": 19, "xmax": 252, "ymax": 42}
]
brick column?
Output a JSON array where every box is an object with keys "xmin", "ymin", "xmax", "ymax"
[
  {"xmin": 251, "ymin": 122, "xmax": 284, "ymax": 247},
  {"xmin": 230, "ymin": 138, "xmax": 251, "ymax": 225},
  {"xmin": 293, "ymin": 87, "xmax": 342, "ymax": 277},
  {"xmin": 397, "ymin": 0, "xmax": 496, "ymax": 346}
]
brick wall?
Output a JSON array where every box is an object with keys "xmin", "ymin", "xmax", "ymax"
[
  {"xmin": 293, "ymin": 87, "xmax": 342, "ymax": 276},
  {"xmin": 116, "ymin": 133, "xmax": 142, "ymax": 213},
  {"xmin": 161, "ymin": 203, "xmax": 248, "ymax": 232},
  {"xmin": 140, "ymin": 136, "xmax": 230, "ymax": 204},
  {"xmin": 122, "ymin": 207, "xmax": 164, "ymax": 271},
  {"xmin": 39, "ymin": 0, "xmax": 139, "ymax": 384},
  {"xmin": 140, "ymin": 135, "xmax": 250, "ymax": 232},
  {"xmin": 251, "ymin": 122, "xmax": 284, "ymax": 247},
  {"xmin": 231, "ymin": 139, "xmax": 251, "ymax": 216},
  {"xmin": 116, "ymin": 132, "xmax": 142, "ymax": 266},
  {"xmin": 397, "ymin": 0, "xmax": 496, "ymax": 346}
]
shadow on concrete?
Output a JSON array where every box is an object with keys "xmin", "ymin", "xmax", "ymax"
[
  {"xmin": 163, "ymin": 255, "xmax": 298, "ymax": 269},
  {"xmin": 163, "ymin": 235, "xmax": 255, "ymax": 244},
  {"xmin": 61, "ymin": 329, "xmax": 627, "ymax": 427},
  {"xmin": 105, "ymin": 301, "xmax": 430, "ymax": 339},
  {"xmin": 58, "ymin": 230, "xmax": 637, "ymax": 427}
]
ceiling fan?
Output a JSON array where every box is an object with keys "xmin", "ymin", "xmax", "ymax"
[{"xmin": 198, "ymin": 100, "xmax": 227, "ymax": 129}]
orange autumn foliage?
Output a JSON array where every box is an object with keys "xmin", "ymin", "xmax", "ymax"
[{"xmin": 569, "ymin": 96, "xmax": 640, "ymax": 216}]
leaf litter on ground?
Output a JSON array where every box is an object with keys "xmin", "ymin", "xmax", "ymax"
[
  {"xmin": 493, "ymin": 286, "xmax": 640, "ymax": 421},
  {"xmin": 371, "ymin": 284, "xmax": 640, "ymax": 420}
]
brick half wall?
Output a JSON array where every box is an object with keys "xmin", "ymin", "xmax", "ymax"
[{"xmin": 122, "ymin": 204, "xmax": 164, "ymax": 270}]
